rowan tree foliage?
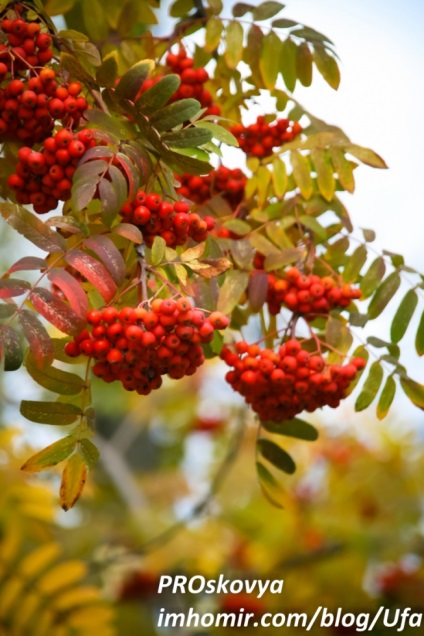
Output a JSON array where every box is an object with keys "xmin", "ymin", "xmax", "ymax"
[{"xmin": 0, "ymin": 0, "xmax": 423, "ymax": 513}]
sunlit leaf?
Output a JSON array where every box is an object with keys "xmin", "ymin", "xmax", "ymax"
[
  {"xmin": 313, "ymin": 44, "xmax": 340, "ymax": 89},
  {"xmin": 253, "ymin": 1, "xmax": 285, "ymax": 21},
  {"xmin": 342, "ymin": 244, "xmax": 367, "ymax": 283},
  {"xmin": 390, "ymin": 289, "xmax": 418, "ymax": 344},
  {"xmin": 151, "ymin": 236, "xmax": 166, "ymax": 266},
  {"xmin": 346, "ymin": 144, "xmax": 387, "ymax": 169},
  {"xmin": 400, "ymin": 376, "xmax": 424, "ymax": 410},
  {"xmin": 259, "ymin": 30, "xmax": 282, "ymax": 90},
  {"xmin": 296, "ymin": 42, "xmax": 313, "ymax": 86},
  {"xmin": 84, "ymin": 235, "xmax": 126, "ymax": 285},
  {"xmin": 355, "ymin": 361, "xmax": 384, "ymax": 411},
  {"xmin": 47, "ymin": 268, "xmax": 89, "ymax": 318},
  {"xmin": 328, "ymin": 147, "xmax": 355, "ymax": 193},
  {"xmin": 376, "ymin": 375, "xmax": 396, "ymax": 420},
  {"xmin": 65, "ymin": 250, "xmax": 117, "ymax": 303},
  {"xmin": 60, "ymin": 454, "xmax": 88, "ymax": 511},
  {"xmin": 368, "ymin": 271, "xmax": 401, "ymax": 319},
  {"xmin": 225, "ymin": 21, "xmax": 244, "ymax": 69},
  {"xmin": 21, "ymin": 437, "xmax": 77, "ymax": 473},
  {"xmin": 79, "ymin": 438, "xmax": 99, "ymax": 470},
  {"xmin": 290, "ymin": 151, "xmax": 313, "ymax": 198},
  {"xmin": 20, "ymin": 400, "xmax": 83, "ymax": 425}
]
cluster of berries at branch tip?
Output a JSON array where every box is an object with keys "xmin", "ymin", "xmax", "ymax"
[
  {"xmin": 120, "ymin": 190, "xmax": 216, "ymax": 248},
  {"xmin": 0, "ymin": 70, "xmax": 88, "ymax": 145},
  {"xmin": 8, "ymin": 128, "xmax": 97, "ymax": 214},
  {"xmin": 253, "ymin": 258, "xmax": 362, "ymax": 316},
  {"xmin": 230, "ymin": 115, "xmax": 302, "ymax": 158},
  {"xmin": 0, "ymin": 12, "xmax": 53, "ymax": 76},
  {"xmin": 65, "ymin": 300, "xmax": 230, "ymax": 395},
  {"xmin": 221, "ymin": 339, "xmax": 366, "ymax": 422},
  {"xmin": 176, "ymin": 166, "xmax": 247, "ymax": 211},
  {"xmin": 137, "ymin": 46, "xmax": 220, "ymax": 117}
]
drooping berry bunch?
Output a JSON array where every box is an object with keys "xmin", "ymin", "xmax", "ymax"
[
  {"xmin": 263, "ymin": 265, "xmax": 362, "ymax": 316},
  {"xmin": 120, "ymin": 190, "xmax": 215, "ymax": 247},
  {"xmin": 0, "ymin": 14, "xmax": 53, "ymax": 75},
  {"xmin": 230, "ymin": 116, "xmax": 302, "ymax": 158},
  {"xmin": 8, "ymin": 127, "xmax": 97, "ymax": 213},
  {"xmin": 65, "ymin": 300, "xmax": 229, "ymax": 394},
  {"xmin": 176, "ymin": 166, "xmax": 247, "ymax": 210},
  {"xmin": 221, "ymin": 339, "xmax": 365, "ymax": 422},
  {"xmin": 0, "ymin": 70, "xmax": 87, "ymax": 145}
]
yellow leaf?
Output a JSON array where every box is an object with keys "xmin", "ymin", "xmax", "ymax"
[
  {"xmin": 53, "ymin": 586, "xmax": 101, "ymax": 612},
  {"xmin": 67, "ymin": 605, "xmax": 115, "ymax": 629},
  {"xmin": 19, "ymin": 543, "xmax": 61, "ymax": 579},
  {"xmin": 37, "ymin": 560, "xmax": 87, "ymax": 595},
  {"xmin": 60, "ymin": 454, "xmax": 88, "ymax": 511}
]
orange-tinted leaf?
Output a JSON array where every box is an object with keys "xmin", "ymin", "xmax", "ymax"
[
  {"xmin": 47, "ymin": 268, "xmax": 88, "ymax": 318},
  {"xmin": 30, "ymin": 288, "xmax": 86, "ymax": 336},
  {"xmin": 21, "ymin": 436, "xmax": 77, "ymax": 473},
  {"xmin": 65, "ymin": 250, "xmax": 117, "ymax": 302},
  {"xmin": 60, "ymin": 454, "xmax": 88, "ymax": 511},
  {"xmin": 18, "ymin": 310, "xmax": 54, "ymax": 368},
  {"xmin": 84, "ymin": 236, "xmax": 126, "ymax": 285}
]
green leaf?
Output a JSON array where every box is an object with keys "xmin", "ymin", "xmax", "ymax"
[
  {"xmin": 232, "ymin": 2, "xmax": 253, "ymax": 17},
  {"xmin": 205, "ymin": 17, "xmax": 223, "ymax": 52},
  {"xmin": 246, "ymin": 25, "xmax": 265, "ymax": 88},
  {"xmin": 86, "ymin": 109, "xmax": 136, "ymax": 140},
  {"xmin": 256, "ymin": 461, "xmax": 284, "ymax": 508},
  {"xmin": 79, "ymin": 438, "xmax": 100, "ymax": 470},
  {"xmin": 225, "ymin": 21, "xmax": 244, "ymax": 69},
  {"xmin": 355, "ymin": 362, "xmax": 384, "ymax": 411},
  {"xmin": 217, "ymin": 270, "xmax": 249, "ymax": 314},
  {"xmin": 296, "ymin": 42, "xmax": 313, "ymax": 87},
  {"xmin": 163, "ymin": 127, "xmax": 212, "ymax": 148},
  {"xmin": 96, "ymin": 52, "xmax": 119, "ymax": 88},
  {"xmin": 257, "ymin": 439, "xmax": 296, "ymax": 474},
  {"xmin": 416, "ymin": 311, "xmax": 424, "ymax": 356},
  {"xmin": 82, "ymin": 0, "xmax": 108, "ymax": 41},
  {"xmin": 59, "ymin": 52, "xmax": 96, "ymax": 86},
  {"xmin": 390, "ymin": 289, "xmax": 418, "ymax": 344},
  {"xmin": 20, "ymin": 401, "xmax": 83, "ymax": 425},
  {"xmin": 280, "ymin": 37, "xmax": 297, "ymax": 92},
  {"xmin": 345, "ymin": 346, "xmax": 369, "ymax": 395},
  {"xmin": 46, "ymin": 0, "xmax": 75, "ymax": 15},
  {"xmin": 151, "ymin": 236, "xmax": 167, "ymax": 266},
  {"xmin": 368, "ymin": 271, "xmax": 401, "ymax": 319},
  {"xmin": 26, "ymin": 353, "xmax": 85, "ymax": 396},
  {"xmin": 259, "ymin": 31, "xmax": 282, "ymax": 90},
  {"xmin": 272, "ymin": 157, "xmax": 288, "ymax": 197},
  {"xmin": 328, "ymin": 147, "xmax": 355, "ymax": 193},
  {"xmin": 299, "ymin": 215, "xmax": 326, "ymax": 241},
  {"xmin": 342, "ymin": 244, "xmax": 367, "ymax": 283},
  {"xmin": 262, "ymin": 417, "xmax": 318, "ymax": 441},
  {"xmin": 0, "ymin": 204, "xmax": 66, "ymax": 253},
  {"xmin": 360, "ymin": 256, "xmax": 385, "ymax": 298},
  {"xmin": 346, "ymin": 144, "xmax": 387, "ymax": 169},
  {"xmin": 0, "ymin": 304, "xmax": 17, "ymax": 319},
  {"xmin": 376, "ymin": 375, "xmax": 396, "ymax": 420},
  {"xmin": 362, "ymin": 228, "xmax": 376, "ymax": 242},
  {"xmin": 194, "ymin": 121, "xmax": 239, "ymax": 146},
  {"xmin": 150, "ymin": 99, "xmax": 201, "ymax": 131},
  {"xmin": 60, "ymin": 454, "xmax": 87, "ymax": 511},
  {"xmin": 272, "ymin": 18, "xmax": 298, "ymax": 28},
  {"xmin": 253, "ymin": 1, "xmax": 285, "ymax": 20},
  {"xmin": 21, "ymin": 436, "xmax": 77, "ymax": 473},
  {"xmin": 0, "ymin": 326, "xmax": 22, "ymax": 371},
  {"xmin": 400, "ymin": 377, "xmax": 424, "ymax": 410},
  {"xmin": 313, "ymin": 44, "xmax": 340, "ymax": 89},
  {"xmin": 115, "ymin": 59, "xmax": 155, "ymax": 101},
  {"xmin": 170, "ymin": 0, "xmax": 194, "ymax": 17},
  {"xmin": 135, "ymin": 74, "xmax": 180, "ymax": 115},
  {"xmin": 290, "ymin": 151, "xmax": 313, "ymax": 198},
  {"xmin": 310, "ymin": 148, "xmax": 335, "ymax": 201}
]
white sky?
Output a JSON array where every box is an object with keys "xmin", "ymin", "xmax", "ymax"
[{"xmin": 281, "ymin": 0, "xmax": 424, "ymax": 271}]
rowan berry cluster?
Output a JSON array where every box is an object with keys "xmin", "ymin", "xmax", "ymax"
[
  {"xmin": 0, "ymin": 14, "xmax": 53, "ymax": 76},
  {"xmin": 264, "ymin": 266, "xmax": 362, "ymax": 316},
  {"xmin": 120, "ymin": 190, "xmax": 215, "ymax": 248},
  {"xmin": 65, "ymin": 300, "xmax": 229, "ymax": 394},
  {"xmin": 221, "ymin": 339, "xmax": 366, "ymax": 422},
  {"xmin": 230, "ymin": 116, "xmax": 302, "ymax": 158},
  {"xmin": 176, "ymin": 166, "xmax": 247, "ymax": 210},
  {"xmin": 8, "ymin": 127, "xmax": 97, "ymax": 213},
  {"xmin": 136, "ymin": 47, "xmax": 220, "ymax": 117},
  {"xmin": 0, "ymin": 70, "xmax": 87, "ymax": 145}
]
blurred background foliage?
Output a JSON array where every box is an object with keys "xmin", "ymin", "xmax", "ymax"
[{"xmin": 2, "ymin": 360, "xmax": 424, "ymax": 634}]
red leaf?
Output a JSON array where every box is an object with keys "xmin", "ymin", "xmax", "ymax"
[
  {"xmin": 0, "ymin": 278, "xmax": 31, "ymax": 298},
  {"xmin": 18, "ymin": 310, "xmax": 54, "ymax": 367},
  {"xmin": 113, "ymin": 223, "xmax": 143, "ymax": 244},
  {"xmin": 8, "ymin": 257, "xmax": 47, "ymax": 274},
  {"xmin": 84, "ymin": 235, "xmax": 126, "ymax": 285},
  {"xmin": 30, "ymin": 288, "xmax": 86, "ymax": 336},
  {"xmin": 47, "ymin": 268, "xmax": 89, "ymax": 318},
  {"xmin": 65, "ymin": 249, "xmax": 117, "ymax": 302},
  {"xmin": 248, "ymin": 270, "xmax": 268, "ymax": 312},
  {"xmin": 115, "ymin": 152, "xmax": 139, "ymax": 201}
]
